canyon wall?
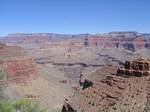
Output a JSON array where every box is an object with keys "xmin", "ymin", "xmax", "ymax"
[
  {"xmin": 0, "ymin": 32, "xmax": 150, "ymax": 51},
  {"xmin": 0, "ymin": 44, "xmax": 38, "ymax": 83}
]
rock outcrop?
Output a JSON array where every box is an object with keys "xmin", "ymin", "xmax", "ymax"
[
  {"xmin": 62, "ymin": 99, "xmax": 77, "ymax": 112},
  {"xmin": 117, "ymin": 58, "xmax": 150, "ymax": 77},
  {"xmin": 62, "ymin": 59, "xmax": 150, "ymax": 112},
  {"xmin": 82, "ymin": 79, "xmax": 93, "ymax": 90}
]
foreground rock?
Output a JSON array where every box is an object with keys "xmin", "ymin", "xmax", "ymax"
[{"xmin": 62, "ymin": 59, "xmax": 150, "ymax": 112}]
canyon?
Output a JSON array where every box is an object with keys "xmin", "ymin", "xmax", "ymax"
[
  {"xmin": 0, "ymin": 43, "xmax": 72, "ymax": 111},
  {"xmin": 0, "ymin": 31, "xmax": 150, "ymax": 112}
]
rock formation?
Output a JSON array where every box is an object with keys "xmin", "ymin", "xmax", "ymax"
[
  {"xmin": 0, "ymin": 32, "xmax": 150, "ymax": 50},
  {"xmin": 0, "ymin": 44, "xmax": 38, "ymax": 83},
  {"xmin": 117, "ymin": 58, "xmax": 150, "ymax": 77},
  {"xmin": 62, "ymin": 59, "xmax": 150, "ymax": 112}
]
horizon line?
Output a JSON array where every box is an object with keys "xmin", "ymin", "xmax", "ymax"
[{"xmin": 1, "ymin": 31, "xmax": 150, "ymax": 37}]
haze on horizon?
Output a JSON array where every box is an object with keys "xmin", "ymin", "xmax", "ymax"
[{"xmin": 0, "ymin": 0, "xmax": 150, "ymax": 36}]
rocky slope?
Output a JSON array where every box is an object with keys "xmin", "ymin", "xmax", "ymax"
[{"xmin": 62, "ymin": 63, "xmax": 150, "ymax": 112}]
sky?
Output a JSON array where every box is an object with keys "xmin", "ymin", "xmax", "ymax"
[{"xmin": 0, "ymin": 0, "xmax": 150, "ymax": 36}]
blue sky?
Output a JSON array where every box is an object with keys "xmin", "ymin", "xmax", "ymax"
[{"xmin": 0, "ymin": 0, "xmax": 150, "ymax": 36}]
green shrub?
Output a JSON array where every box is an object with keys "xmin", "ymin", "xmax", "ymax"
[
  {"xmin": 0, "ymin": 99, "xmax": 46, "ymax": 112},
  {"xmin": 0, "ymin": 69, "xmax": 47, "ymax": 112},
  {"xmin": 14, "ymin": 99, "xmax": 45, "ymax": 112},
  {"xmin": 0, "ymin": 100, "xmax": 14, "ymax": 112}
]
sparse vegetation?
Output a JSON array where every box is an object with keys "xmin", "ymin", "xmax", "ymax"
[
  {"xmin": 0, "ymin": 99, "xmax": 47, "ymax": 112},
  {"xmin": 0, "ymin": 69, "xmax": 46, "ymax": 112},
  {"xmin": 0, "ymin": 68, "xmax": 5, "ymax": 80},
  {"xmin": 0, "ymin": 68, "xmax": 6, "ymax": 98}
]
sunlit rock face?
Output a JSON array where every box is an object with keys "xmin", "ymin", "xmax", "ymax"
[
  {"xmin": 0, "ymin": 32, "xmax": 149, "ymax": 51},
  {"xmin": 0, "ymin": 45, "xmax": 38, "ymax": 83}
]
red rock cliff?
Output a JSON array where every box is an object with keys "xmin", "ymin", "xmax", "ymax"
[{"xmin": 0, "ymin": 45, "xmax": 38, "ymax": 83}]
